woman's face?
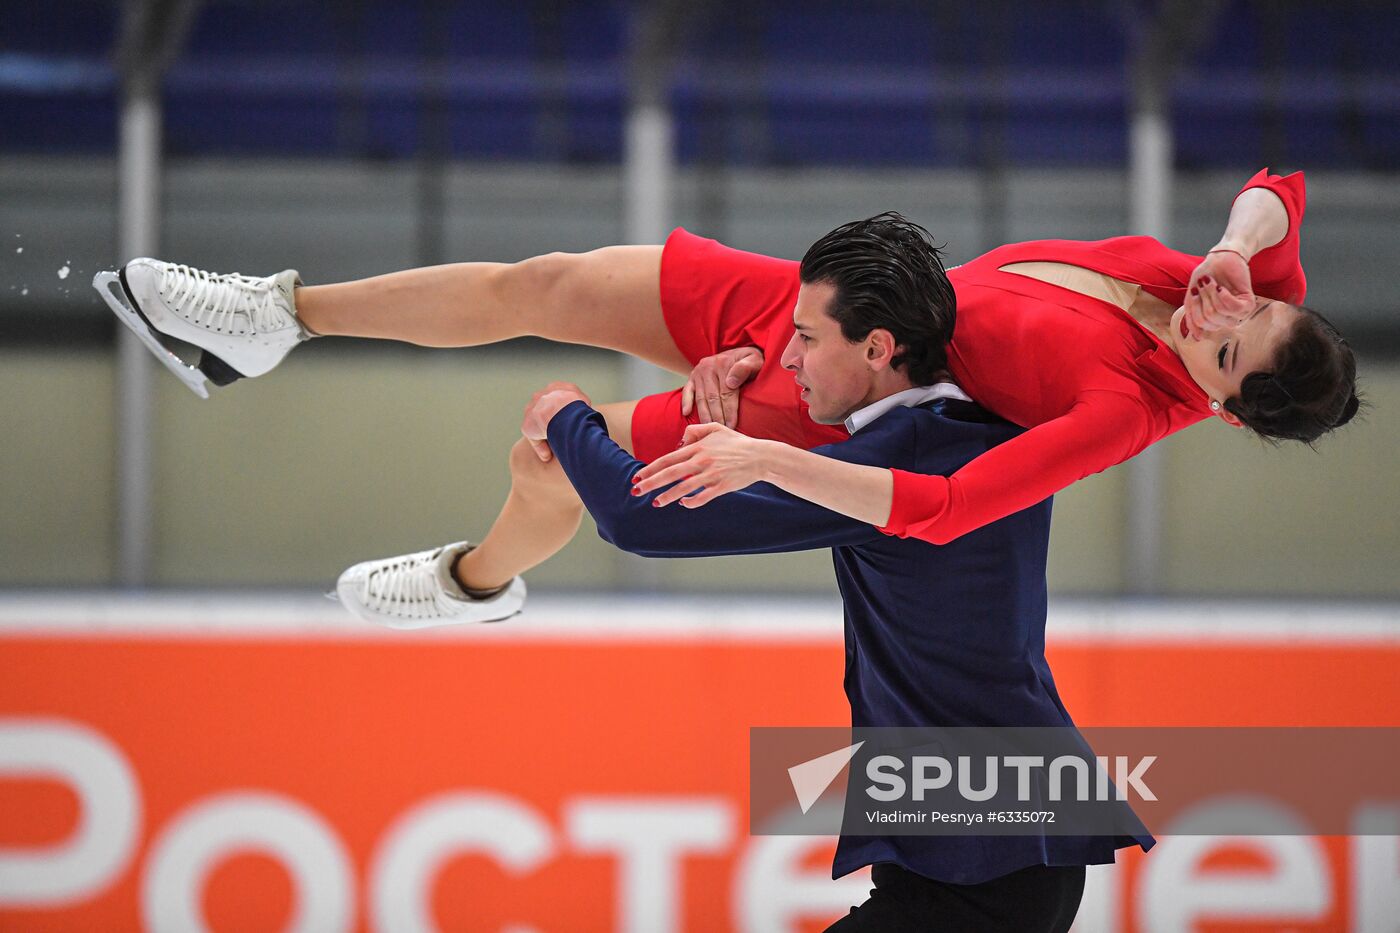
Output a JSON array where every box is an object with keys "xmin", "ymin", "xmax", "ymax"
[{"xmin": 1167, "ymin": 299, "xmax": 1299, "ymax": 425}]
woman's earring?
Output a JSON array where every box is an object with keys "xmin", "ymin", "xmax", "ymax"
[{"xmin": 1210, "ymin": 400, "xmax": 1221, "ymax": 412}]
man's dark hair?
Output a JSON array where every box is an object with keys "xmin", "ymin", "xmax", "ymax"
[
  {"xmin": 1225, "ymin": 305, "xmax": 1361, "ymax": 444},
  {"xmin": 798, "ymin": 212, "xmax": 957, "ymax": 386}
]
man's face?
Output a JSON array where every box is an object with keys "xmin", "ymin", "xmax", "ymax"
[{"xmin": 779, "ymin": 281, "xmax": 879, "ymax": 425}]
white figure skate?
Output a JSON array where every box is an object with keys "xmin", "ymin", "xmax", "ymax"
[
  {"xmin": 335, "ymin": 541, "xmax": 527, "ymax": 630},
  {"xmin": 93, "ymin": 259, "xmax": 312, "ymax": 398}
]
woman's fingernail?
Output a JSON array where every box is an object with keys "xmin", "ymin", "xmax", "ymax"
[
  {"xmin": 652, "ymin": 500, "xmax": 662, "ymax": 508},
  {"xmin": 631, "ymin": 486, "xmax": 639, "ymax": 496},
  {"xmin": 1190, "ymin": 286, "xmax": 1199, "ymax": 296}
]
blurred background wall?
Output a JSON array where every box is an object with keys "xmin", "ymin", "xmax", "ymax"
[{"xmin": 1, "ymin": 0, "xmax": 1396, "ymax": 596}]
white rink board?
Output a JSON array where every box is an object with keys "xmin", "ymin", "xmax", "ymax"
[{"xmin": 0, "ymin": 592, "xmax": 1397, "ymax": 643}]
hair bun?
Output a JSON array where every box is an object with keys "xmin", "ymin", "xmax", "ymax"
[{"xmin": 1335, "ymin": 393, "xmax": 1360, "ymax": 427}]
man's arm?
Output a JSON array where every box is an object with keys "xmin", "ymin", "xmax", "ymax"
[{"xmin": 544, "ymin": 400, "xmax": 884, "ymax": 557}]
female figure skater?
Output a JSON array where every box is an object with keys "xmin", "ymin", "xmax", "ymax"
[
  {"xmin": 99, "ymin": 169, "xmax": 1358, "ymax": 625},
  {"xmin": 630, "ymin": 169, "xmax": 1360, "ymax": 543}
]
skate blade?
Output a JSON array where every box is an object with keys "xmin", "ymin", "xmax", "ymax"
[{"xmin": 93, "ymin": 271, "xmax": 210, "ymax": 399}]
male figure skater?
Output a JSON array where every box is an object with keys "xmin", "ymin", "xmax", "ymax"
[{"xmin": 520, "ymin": 215, "xmax": 1152, "ymax": 931}]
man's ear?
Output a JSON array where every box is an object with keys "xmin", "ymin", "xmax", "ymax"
[{"xmin": 865, "ymin": 329, "xmax": 898, "ymax": 370}]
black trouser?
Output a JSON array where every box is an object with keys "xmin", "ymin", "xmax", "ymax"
[{"xmin": 824, "ymin": 862, "xmax": 1086, "ymax": 932}]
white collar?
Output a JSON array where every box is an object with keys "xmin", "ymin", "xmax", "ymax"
[{"xmin": 843, "ymin": 382, "xmax": 973, "ymax": 434}]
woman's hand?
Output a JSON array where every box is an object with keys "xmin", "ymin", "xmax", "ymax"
[
  {"xmin": 631, "ymin": 422, "xmax": 777, "ymax": 507},
  {"xmin": 681, "ymin": 346, "xmax": 764, "ymax": 428},
  {"xmin": 1183, "ymin": 249, "xmax": 1255, "ymax": 339}
]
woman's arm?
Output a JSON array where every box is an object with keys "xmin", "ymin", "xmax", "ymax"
[
  {"xmin": 633, "ymin": 422, "xmax": 894, "ymax": 524},
  {"xmin": 1236, "ymin": 169, "xmax": 1307, "ymax": 304},
  {"xmin": 1213, "ymin": 185, "xmax": 1289, "ymax": 261},
  {"xmin": 635, "ymin": 391, "xmax": 1155, "ymax": 545},
  {"xmin": 767, "ymin": 439, "xmax": 894, "ymax": 524},
  {"xmin": 878, "ymin": 392, "xmax": 1153, "ymax": 544},
  {"xmin": 1184, "ymin": 171, "xmax": 1305, "ymax": 337}
]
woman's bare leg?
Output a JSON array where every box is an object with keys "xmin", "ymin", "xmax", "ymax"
[
  {"xmin": 454, "ymin": 401, "xmax": 637, "ymax": 591},
  {"xmin": 295, "ymin": 247, "xmax": 692, "ymax": 375}
]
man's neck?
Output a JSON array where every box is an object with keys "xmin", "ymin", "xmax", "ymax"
[{"xmin": 858, "ymin": 375, "xmax": 917, "ymax": 410}]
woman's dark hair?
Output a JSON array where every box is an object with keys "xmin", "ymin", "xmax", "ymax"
[
  {"xmin": 1225, "ymin": 305, "xmax": 1361, "ymax": 444},
  {"xmin": 798, "ymin": 212, "xmax": 957, "ymax": 386}
]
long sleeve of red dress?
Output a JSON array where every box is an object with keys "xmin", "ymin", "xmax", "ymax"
[{"xmin": 878, "ymin": 169, "xmax": 1307, "ymax": 545}]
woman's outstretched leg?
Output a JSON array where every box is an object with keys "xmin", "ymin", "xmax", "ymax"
[
  {"xmin": 108, "ymin": 245, "xmax": 687, "ymax": 394},
  {"xmin": 296, "ymin": 248, "xmax": 687, "ymax": 372}
]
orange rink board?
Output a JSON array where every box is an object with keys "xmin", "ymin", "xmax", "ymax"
[{"xmin": 1, "ymin": 596, "xmax": 1398, "ymax": 932}]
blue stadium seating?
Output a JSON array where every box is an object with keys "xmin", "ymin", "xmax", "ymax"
[{"xmin": 2, "ymin": 0, "xmax": 1397, "ymax": 169}]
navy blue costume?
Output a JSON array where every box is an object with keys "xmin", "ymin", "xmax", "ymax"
[{"xmin": 546, "ymin": 396, "xmax": 1153, "ymax": 886}]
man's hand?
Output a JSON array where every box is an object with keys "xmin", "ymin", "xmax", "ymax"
[
  {"xmin": 630, "ymin": 422, "xmax": 778, "ymax": 508},
  {"xmin": 1183, "ymin": 248, "xmax": 1255, "ymax": 340},
  {"xmin": 521, "ymin": 381, "xmax": 591, "ymax": 462},
  {"xmin": 681, "ymin": 346, "xmax": 764, "ymax": 429}
]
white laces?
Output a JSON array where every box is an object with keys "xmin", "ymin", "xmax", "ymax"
[
  {"xmin": 362, "ymin": 547, "xmax": 463, "ymax": 620},
  {"xmin": 159, "ymin": 264, "xmax": 289, "ymax": 336}
]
